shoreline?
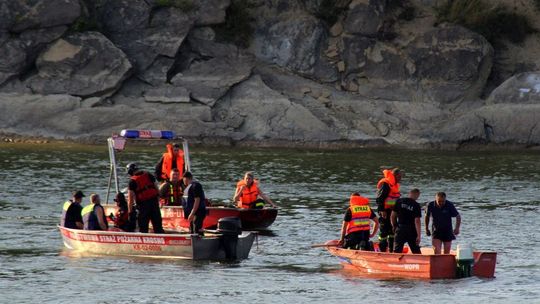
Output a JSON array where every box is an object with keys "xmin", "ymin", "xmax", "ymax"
[{"xmin": 2, "ymin": 132, "xmax": 539, "ymax": 152}]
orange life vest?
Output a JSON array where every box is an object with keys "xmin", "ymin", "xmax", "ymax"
[
  {"xmin": 161, "ymin": 144, "xmax": 185, "ymax": 181},
  {"xmin": 377, "ymin": 170, "xmax": 401, "ymax": 209},
  {"xmin": 132, "ymin": 172, "xmax": 159, "ymax": 202},
  {"xmin": 346, "ymin": 195, "xmax": 372, "ymax": 234},
  {"xmin": 236, "ymin": 180, "xmax": 260, "ymax": 208}
]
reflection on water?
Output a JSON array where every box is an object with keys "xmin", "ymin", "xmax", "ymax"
[{"xmin": 0, "ymin": 143, "xmax": 539, "ymax": 302}]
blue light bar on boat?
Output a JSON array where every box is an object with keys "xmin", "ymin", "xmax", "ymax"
[{"xmin": 120, "ymin": 130, "xmax": 175, "ymax": 139}]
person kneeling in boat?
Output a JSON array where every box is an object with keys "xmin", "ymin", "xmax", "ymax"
[
  {"xmin": 82, "ymin": 194, "xmax": 108, "ymax": 231},
  {"xmin": 159, "ymin": 168, "xmax": 184, "ymax": 207},
  {"xmin": 182, "ymin": 171, "xmax": 207, "ymax": 235},
  {"xmin": 425, "ymin": 192, "xmax": 461, "ymax": 254},
  {"xmin": 234, "ymin": 172, "xmax": 276, "ymax": 209},
  {"xmin": 391, "ymin": 188, "xmax": 422, "ymax": 254},
  {"xmin": 338, "ymin": 193, "xmax": 379, "ymax": 250},
  {"xmin": 109, "ymin": 192, "xmax": 133, "ymax": 232}
]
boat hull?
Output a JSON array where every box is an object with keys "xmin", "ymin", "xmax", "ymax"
[
  {"xmin": 325, "ymin": 240, "xmax": 496, "ymax": 279},
  {"xmin": 59, "ymin": 226, "xmax": 255, "ymax": 260},
  {"xmin": 104, "ymin": 205, "xmax": 277, "ymax": 231}
]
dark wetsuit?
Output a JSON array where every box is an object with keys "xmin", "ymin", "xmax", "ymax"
[
  {"xmin": 393, "ymin": 198, "xmax": 421, "ymax": 254},
  {"xmin": 343, "ymin": 208, "xmax": 377, "ymax": 250},
  {"xmin": 376, "ymin": 183, "xmax": 394, "ymax": 252},
  {"xmin": 426, "ymin": 200, "xmax": 459, "ymax": 242}
]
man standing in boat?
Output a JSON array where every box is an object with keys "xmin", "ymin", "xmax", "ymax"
[
  {"xmin": 234, "ymin": 172, "xmax": 276, "ymax": 209},
  {"xmin": 155, "ymin": 143, "xmax": 185, "ymax": 183},
  {"xmin": 159, "ymin": 168, "xmax": 184, "ymax": 207},
  {"xmin": 182, "ymin": 171, "xmax": 206, "ymax": 235},
  {"xmin": 391, "ymin": 188, "xmax": 422, "ymax": 254},
  {"xmin": 126, "ymin": 163, "xmax": 164, "ymax": 234},
  {"xmin": 60, "ymin": 190, "xmax": 85, "ymax": 229},
  {"xmin": 82, "ymin": 194, "xmax": 108, "ymax": 231},
  {"xmin": 338, "ymin": 193, "xmax": 379, "ymax": 250},
  {"xmin": 375, "ymin": 168, "xmax": 402, "ymax": 252},
  {"xmin": 425, "ymin": 192, "xmax": 461, "ymax": 254}
]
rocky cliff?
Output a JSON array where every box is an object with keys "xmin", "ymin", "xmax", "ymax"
[{"xmin": 1, "ymin": 0, "xmax": 539, "ymax": 148}]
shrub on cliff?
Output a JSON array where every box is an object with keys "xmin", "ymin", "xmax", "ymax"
[
  {"xmin": 213, "ymin": 0, "xmax": 253, "ymax": 48},
  {"xmin": 435, "ymin": 0, "xmax": 535, "ymax": 44}
]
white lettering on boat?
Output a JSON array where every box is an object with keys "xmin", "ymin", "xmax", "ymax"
[
  {"xmin": 168, "ymin": 239, "xmax": 191, "ymax": 246},
  {"xmin": 98, "ymin": 235, "xmax": 116, "ymax": 242},
  {"xmin": 77, "ymin": 234, "xmax": 99, "ymax": 242},
  {"xmin": 142, "ymin": 237, "xmax": 165, "ymax": 244},
  {"xmin": 116, "ymin": 235, "xmax": 143, "ymax": 243},
  {"xmin": 387, "ymin": 263, "xmax": 420, "ymax": 271},
  {"xmin": 133, "ymin": 244, "xmax": 162, "ymax": 251}
]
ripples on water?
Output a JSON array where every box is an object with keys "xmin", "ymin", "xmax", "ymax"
[{"xmin": 0, "ymin": 144, "xmax": 539, "ymax": 303}]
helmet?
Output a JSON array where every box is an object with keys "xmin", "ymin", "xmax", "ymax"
[{"xmin": 126, "ymin": 163, "xmax": 138, "ymax": 175}]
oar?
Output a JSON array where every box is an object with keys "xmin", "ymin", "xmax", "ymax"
[{"xmin": 310, "ymin": 243, "xmax": 340, "ymax": 248}]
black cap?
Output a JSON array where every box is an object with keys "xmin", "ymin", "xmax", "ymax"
[
  {"xmin": 183, "ymin": 171, "xmax": 193, "ymax": 179},
  {"xmin": 173, "ymin": 143, "xmax": 181, "ymax": 148},
  {"xmin": 126, "ymin": 163, "xmax": 138, "ymax": 175},
  {"xmin": 73, "ymin": 190, "xmax": 85, "ymax": 198}
]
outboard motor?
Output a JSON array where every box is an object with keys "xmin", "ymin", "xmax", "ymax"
[
  {"xmin": 217, "ymin": 217, "xmax": 242, "ymax": 260},
  {"xmin": 456, "ymin": 243, "xmax": 474, "ymax": 278}
]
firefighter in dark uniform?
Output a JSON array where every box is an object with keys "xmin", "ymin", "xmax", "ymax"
[
  {"xmin": 126, "ymin": 163, "xmax": 164, "ymax": 233},
  {"xmin": 391, "ymin": 188, "xmax": 422, "ymax": 254},
  {"xmin": 339, "ymin": 193, "xmax": 379, "ymax": 250},
  {"xmin": 375, "ymin": 168, "xmax": 402, "ymax": 252},
  {"xmin": 60, "ymin": 190, "xmax": 85, "ymax": 229}
]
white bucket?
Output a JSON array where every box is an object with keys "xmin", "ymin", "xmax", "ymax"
[{"xmin": 456, "ymin": 243, "xmax": 474, "ymax": 261}]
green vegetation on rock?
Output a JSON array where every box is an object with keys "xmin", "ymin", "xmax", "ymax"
[
  {"xmin": 213, "ymin": 0, "xmax": 253, "ymax": 48},
  {"xmin": 69, "ymin": 16, "xmax": 99, "ymax": 33},
  {"xmin": 154, "ymin": 0, "xmax": 195, "ymax": 12},
  {"xmin": 435, "ymin": 0, "xmax": 535, "ymax": 44}
]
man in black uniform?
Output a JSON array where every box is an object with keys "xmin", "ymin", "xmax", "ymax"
[
  {"xmin": 60, "ymin": 190, "xmax": 85, "ymax": 229},
  {"xmin": 182, "ymin": 171, "xmax": 206, "ymax": 235},
  {"xmin": 391, "ymin": 188, "xmax": 422, "ymax": 254},
  {"xmin": 126, "ymin": 163, "xmax": 164, "ymax": 233}
]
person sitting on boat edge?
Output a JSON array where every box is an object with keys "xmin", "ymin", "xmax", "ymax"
[
  {"xmin": 159, "ymin": 168, "xmax": 184, "ymax": 207},
  {"xmin": 60, "ymin": 190, "xmax": 85, "ymax": 229},
  {"xmin": 109, "ymin": 192, "xmax": 133, "ymax": 232},
  {"xmin": 127, "ymin": 163, "xmax": 164, "ymax": 234},
  {"xmin": 391, "ymin": 188, "xmax": 422, "ymax": 254},
  {"xmin": 155, "ymin": 143, "xmax": 185, "ymax": 183},
  {"xmin": 182, "ymin": 171, "xmax": 206, "ymax": 235},
  {"xmin": 233, "ymin": 171, "xmax": 276, "ymax": 209},
  {"xmin": 425, "ymin": 192, "xmax": 461, "ymax": 254},
  {"xmin": 82, "ymin": 194, "xmax": 109, "ymax": 231},
  {"xmin": 376, "ymin": 168, "xmax": 402, "ymax": 252},
  {"xmin": 338, "ymin": 193, "xmax": 379, "ymax": 250}
]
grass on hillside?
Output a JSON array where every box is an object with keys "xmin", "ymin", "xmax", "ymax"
[{"xmin": 435, "ymin": 0, "xmax": 535, "ymax": 44}]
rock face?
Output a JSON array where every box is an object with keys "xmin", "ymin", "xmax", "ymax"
[
  {"xmin": 28, "ymin": 32, "xmax": 132, "ymax": 97},
  {"xmin": 0, "ymin": 0, "xmax": 539, "ymax": 148},
  {"xmin": 487, "ymin": 72, "xmax": 540, "ymax": 104}
]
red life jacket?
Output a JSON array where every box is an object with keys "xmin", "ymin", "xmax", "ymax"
[
  {"xmin": 377, "ymin": 170, "xmax": 401, "ymax": 209},
  {"xmin": 346, "ymin": 195, "xmax": 372, "ymax": 234},
  {"xmin": 236, "ymin": 180, "xmax": 260, "ymax": 209},
  {"xmin": 161, "ymin": 144, "xmax": 185, "ymax": 181},
  {"xmin": 132, "ymin": 172, "xmax": 158, "ymax": 202}
]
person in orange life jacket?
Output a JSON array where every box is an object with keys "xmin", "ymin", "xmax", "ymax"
[
  {"xmin": 391, "ymin": 188, "xmax": 422, "ymax": 254},
  {"xmin": 338, "ymin": 193, "xmax": 379, "ymax": 250},
  {"xmin": 155, "ymin": 143, "xmax": 185, "ymax": 183},
  {"xmin": 109, "ymin": 192, "xmax": 132, "ymax": 232},
  {"xmin": 376, "ymin": 168, "xmax": 402, "ymax": 252},
  {"xmin": 82, "ymin": 194, "xmax": 108, "ymax": 231},
  {"xmin": 425, "ymin": 192, "xmax": 461, "ymax": 254},
  {"xmin": 126, "ymin": 163, "xmax": 164, "ymax": 233},
  {"xmin": 233, "ymin": 172, "xmax": 276, "ymax": 209},
  {"xmin": 182, "ymin": 171, "xmax": 206, "ymax": 235},
  {"xmin": 60, "ymin": 190, "xmax": 85, "ymax": 229},
  {"xmin": 159, "ymin": 168, "xmax": 184, "ymax": 207}
]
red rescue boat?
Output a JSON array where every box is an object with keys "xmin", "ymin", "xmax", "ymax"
[
  {"xmin": 104, "ymin": 205, "xmax": 278, "ymax": 231},
  {"xmin": 323, "ymin": 240, "xmax": 497, "ymax": 280}
]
